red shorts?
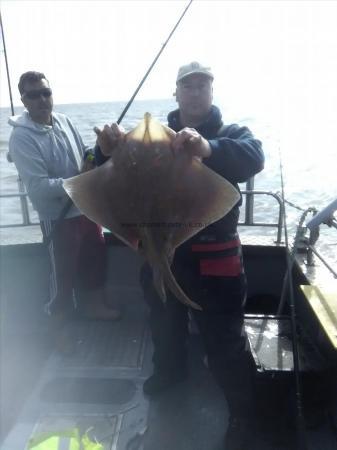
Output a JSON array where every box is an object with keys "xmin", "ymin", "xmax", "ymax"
[{"xmin": 40, "ymin": 215, "xmax": 107, "ymax": 312}]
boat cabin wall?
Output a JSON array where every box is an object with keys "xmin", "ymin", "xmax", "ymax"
[{"xmin": 243, "ymin": 244, "xmax": 288, "ymax": 314}]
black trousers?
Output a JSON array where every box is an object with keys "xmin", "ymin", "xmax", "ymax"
[{"xmin": 140, "ymin": 262, "xmax": 256, "ymax": 420}]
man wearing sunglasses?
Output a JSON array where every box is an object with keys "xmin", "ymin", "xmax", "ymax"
[{"xmin": 8, "ymin": 71, "xmax": 120, "ymax": 323}]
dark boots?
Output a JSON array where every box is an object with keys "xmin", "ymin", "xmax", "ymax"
[{"xmin": 224, "ymin": 416, "xmax": 258, "ymax": 450}]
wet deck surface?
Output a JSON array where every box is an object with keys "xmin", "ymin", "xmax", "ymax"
[
  {"xmin": 0, "ymin": 285, "xmax": 225, "ymax": 450},
  {"xmin": 2, "ymin": 305, "xmax": 337, "ymax": 449},
  {"xmin": 1, "ymin": 244, "xmax": 337, "ymax": 450}
]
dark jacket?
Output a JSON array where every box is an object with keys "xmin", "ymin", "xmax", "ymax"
[
  {"xmin": 164, "ymin": 105, "xmax": 264, "ymax": 308},
  {"xmin": 168, "ymin": 105, "xmax": 264, "ymax": 247}
]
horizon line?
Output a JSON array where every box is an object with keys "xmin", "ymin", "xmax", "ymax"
[{"xmin": 0, "ymin": 97, "xmax": 176, "ymax": 110}]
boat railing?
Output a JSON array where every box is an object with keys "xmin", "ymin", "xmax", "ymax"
[
  {"xmin": 0, "ymin": 178, "xmax": 38, "ymax": 228},
  {"xmin": 239, "ymin": 176, "xmax": 284, "ymax": 244},
  {"xmin": 291, "ymin": 194, "xmax": 337, "ymax": 276},
  {"xmin": 0, "ymin": 177, "xmax": 284, "ymax": 238},
  {"xmin": 1, "ymin": 178, "xmax": 336, "ymax": 280},
  {"xmin": 240, "ymin": 189, "xmax": 283, "ymax": 244},
  {"xmin": 304, "ymin": 216, "xmax": 337, "ymax": 279}
]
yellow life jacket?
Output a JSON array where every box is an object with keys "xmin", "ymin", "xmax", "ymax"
[{"xmin": 28, "ymin": 428, "xmax": 104, "ymax": 450}]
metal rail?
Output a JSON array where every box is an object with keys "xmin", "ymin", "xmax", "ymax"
[
  {"xmin": 308, "ymin": 243, "xmax": 337, "ymax": 279},
  {"xmin": 2, "ymin": 185, "xmax": 336, "ymax": 282},
  {"xmin": 240, "ymin": 189, "xmax": 284, "ymax": 244},
  {"xmin": 0, "ymin": 184, "xmax": 284, "ymax": 234},
  {"xmin": 0, "ymin": 179, "xmax": 38, "ymax": 227}
]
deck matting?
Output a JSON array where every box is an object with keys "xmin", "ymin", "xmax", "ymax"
[
  {"xmin": 56, "ymin": 304, "xmax": 148, "ymax": 370},
  {"xmin": 1, "ymin": 287, "xmax": 151, "ymax": 450},
  {"xmin": 2, "ymin": 301, "xmax": 337, "ymax": 450},
  {"xmin": 40, "ymin": 378, "xmax": 137, "ymax": 404}
]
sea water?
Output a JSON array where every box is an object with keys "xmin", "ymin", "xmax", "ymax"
[{"xmin": 0, "ymin": 99, "xmax": 336, "ymax": 266}]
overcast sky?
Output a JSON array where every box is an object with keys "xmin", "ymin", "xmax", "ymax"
[
  {"xmin": 2, "ymin": 0, "xmax": 337, "ymax": 163},
  {"xmin": 1, "ymin": 0, "xmax": 337, "ymax": 114}
]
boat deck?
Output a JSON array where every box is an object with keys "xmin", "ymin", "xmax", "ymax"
[{"xmin": 1, "ymin": 242, "xmax": 337, "ymax": 449}]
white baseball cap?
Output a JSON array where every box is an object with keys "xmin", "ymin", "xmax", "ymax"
[{"xmin": 176, "ymin": 61, "xmax": 214, "ymax": 83}]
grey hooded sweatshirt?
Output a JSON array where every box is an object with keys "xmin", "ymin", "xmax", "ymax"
[{"xmin": 8, "ymin": 111, "xmax": 88, "ymax": 221}]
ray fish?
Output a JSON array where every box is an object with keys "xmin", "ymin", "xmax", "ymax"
[{"xmin": 63, "ymin": 113, "xmax": 240, "ymax": 310}]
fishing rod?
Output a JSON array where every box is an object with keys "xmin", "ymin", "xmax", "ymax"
[
  {"xmin": 117, "ymin": 0, "xmax": 193, "ymax": 125},
  {"xmin": 0, "ymin": 9, "xmax": 15, "ymax": 116},
  {"xmin": 1, "ymin": 8, "xmax": 34, "ymax": 225},
  {"xmin": 44, "ymin": 0, "xmax": 194, "ymax": 246},
  {"xmin": 1, "ymin": 9, "xmax": 15, "ymax": 164},
  {"xmin": 278, "ymin": 148, "xmax": 308, "ymax": 450}
]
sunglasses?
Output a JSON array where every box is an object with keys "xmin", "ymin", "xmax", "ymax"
[{"xmin": 23, "ymin": 88, "xmax": 53, "ymax": 100}]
